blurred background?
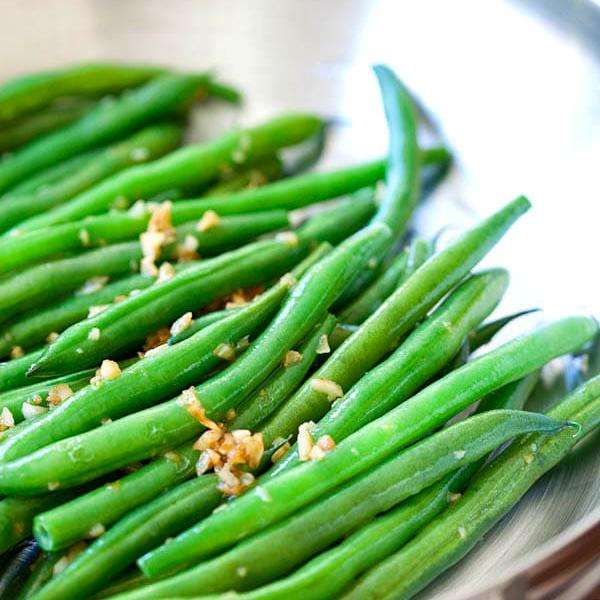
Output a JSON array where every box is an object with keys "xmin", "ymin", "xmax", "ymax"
[{"xmin": 1, "ymin": 1, "xmax": 599, "ymax": 597}]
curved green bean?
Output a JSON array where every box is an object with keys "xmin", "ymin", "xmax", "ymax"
[
  {"xmin": 0, "ymin": 62, "xmax": 164, "ymax": 123},
  {"xmin": 0, "ymin": 123, "xmax": 183, "ymax": 234},
  {"xmin": 0, "ymin": 99, "xmax": 93, "ymax": 153},
  {"xmin": 260, "ymin": 196, "xmax": 531, "ymax": 447},
  {"xmin": 0, "ymin": 72, "xmax": 206, "ymax": 193},
  {"xmin": 270, "ymin": 268, "xmax": 508, "ymax": 476},
  {"xmin": 33, "ymin": 476, "xmax": 222, "ymax": 600},
  {"xmin": 232, "ymin": 314, "xmax": 337, "ymax": 430},
  {"xmin": 17, "ymin": 112, "xmax": 323, "ymax": 229},
  {"xmin": 30, "ymin": 194, "xmax": 374, "ymax": 376},
  {"xmin": 0, "ymin": 225, "xmax": 390, "ymax": 492},
  {"xmin": 33, "ymin": 443, "xmax": 200, "ymax": 551},
  {"xmin": 0, "ymin": 368, "xmax": 95, "ymax": 424},
  {"xmin": 341, "ymin": 375, "xmax": 600, "ymax": 600},
  {"xmin": 0, "ymin": 206, "xmax": 289, "ymax": 276},
  {"xmin": 134, "ymin": 410, "xmax": 569, "ymax": 591},
  {"xmin": 0, "ymin": 246, "xmax": 327, "ymax": 463},
  {"xmin": 137, "ymin": 316, "xmax": 596, "ymax": 575}
]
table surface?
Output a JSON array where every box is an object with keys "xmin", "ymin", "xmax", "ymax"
[{"xmin": 2, "ymin": 1, "xmax": 599, "ymax": 598}]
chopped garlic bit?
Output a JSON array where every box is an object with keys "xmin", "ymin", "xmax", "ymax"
[
  {"xmin": 309, "ymin": 378, "xmax": 343, "ymax": 402},
  {"xmin": 524, "ymin": 453, "xmax": 535, "ymax": 465},
  {"xmin": 128, "ymin": 199, "xmax": 149, "ymax": 218},
  {"xmin": 0, "ymin": 407, "xmax": 15, "ymax": 431},
  {"xmin": 158, "ymin": 261, "xmax": 176, "ymax": 282},
  {"xmin": 276, "ymin": 231, "xmax": 299, "ymax": 247},
  {"xmin": 46, "ymin": 331, "xmax": 59, "ymax": 343},
  {"xmin": 52, "ymin": 541, "xmax": 87, "ymax": 575},
  {"xmin": 236, "ymin": 565, "xmax": 248, "ymax": 578},
  {"xmin": 279, "ymin": 273, "xmax": 297, "ymax": 288},
  {"xmin": 175, "ymin": 234, "xmax": 200, "ymax": 262},
  {"xmin": 78, "ymin": 228, "xmax": 90, "ymax": 247},
  {"xmin": 283, "ymin": 350, "xmax": 303, "ymax": 368},
  {"xmin": 22, "ymin": 402, "xmax": 48, "ymax": 420},
  {"xmin": 316, "ymin": 434, "xmax": 336, "ymax": 452},
  {"xmin": 448, "ymin": 492, "xmax": 462, "ymax": 503},
  {"xmin": 130, "ymin": 147, "xmax": 149, "ymax": 162},
  {"xmin": 144, "ymin": 328, "xmax": 170, "ymax": 351},
  {"xmin": 226, "ymin": 408, "xmax": 237, "ymax": 421},
  {"xmin": 79, "ymin": 276, "xmax": 109, "ymax": 295},
  {"xmin": 213, "ymin": 342, "xmax": 236, "ymax": 361},
  {"xmin": 47, "ymin": 481, "xmax": 60, "ymax": 491},
  {"xmin": 367, "ymin": 257, "xmax": 378, "ymax": 269},
  {"xmin": 196, "ymin": 210, "xmax": 222, "ymax": 232},
  {"xmin": 316, "ymin": 334, "xmax": 330, "ymax": 355},
  {"xmin": 170, "ymin": 312, "xmax": 193, "ymax": 337},
  {"xmin": 297, "ymin": 421, "xmax": 316, "ymax": 462},
  {"xmin": 453, "ymin": 450, "xmax": 466, "ymax": 460},
  {"xmin": 458, "ymin": 526, "xmax": 467, "ymax": 539},
  {"xmin": 140, "ymin": 201, "xmax": 175, "ymax": 276},
  {"xmin": 87, "ymin": 523, "xmax": 105, "ymax": 538},
  {"xmin": 47, "ymin": 384, "xmax": 74, "ymax": 408},
  {"xmin": 236, "ymin": 335, "xmax": 251, "ymax": 352},
  {"xmin": 271, "ymin": 437, "xmax": 292, "ymax": 464},
  {"xmin": 178, "ymin": 387, "xmax": 220, "ymax": 430},
  {"xmin": 10, "ymin": 346, "xmax": 24, "ymax": 359},
  {"xmin": 88, "ymin": 305, "xmax": 109, "ymax": 318},
  {"xmin": 101, "ymin": 359, "xmax": 121, "ymax": 381},
  {"xmin": 88, "ymin": 327, "xmax": 101, "ymax": 341}
]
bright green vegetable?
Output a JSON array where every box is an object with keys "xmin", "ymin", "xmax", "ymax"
[
  {"xmin": 232, "ymin": 314, "xmax": 337, "ymax": 430},
  {"xmin": 0, "ymin": 272, "xmax": 157, "ymax": 358},
  {"xmin": 270, "ymin": 268, "xmax": 508, "ymax": 476},
  {"xmin": 0, "ymin": 73, "xmax": 207, "ymax": 193},
  {"xmin": 0, "ymin": 350, "xmax": 44, "ymax": 394},
  {"xmin": 33, "ymin": 476, "xmax": 222, "ymax": 600},
  {"xmin": 0, "ymin": 207, "xmax": 289, "ymax": 276},
  {"xmin": 29, "ymin": 194, "xmax": 374, "ymax": 376},
  {"xmin": 0, "ymin": 62, "xmax": 164, "ymax": 123},
  {"xmin": 0, "ymin": 225, "xmax": 390, "ymax": 493},
  {"xmin": 203, "ymin": 157, "xmax": 284, "ymax": 196},
  {"xmin": 0, "ymin": 246, "xmax": 328, "ymax": 464},
  {"xmin": 260, "ymin": 196, "xmax": 531, "ymax": 447},
  {"xmin": 137, "ymin": 316, "xmax": 596, "ymax": 576},
  {"xmin": 0, "ymin": 368, "xmax": 95, "ymax": 424},
  {"xmin": 132, "ymin": 410, "xmax": 569, "ymax": 593},
  {"xmin": 33, "ymin": 444, "xmax": 200, "ymax": 552},
  {"xmin": 0, "ymin": 123, "xmax": 183, "ymax": 233},
  {"xmin": 341, "ymin": 375, "xmax": 600, "ymax": 600},
  {"xmin": 0, "ymin": 490, "xmax": 78, "ymax": 554},
  {"xmin": 0, "ymin": 99, "xmax": 93, "ymax": 153},
  {"xmin": 16, "ymin": 113, "xmax": 323, "ymax": 229}
]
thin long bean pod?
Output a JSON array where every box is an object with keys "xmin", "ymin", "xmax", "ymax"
[{"xmin": 137, "ymin": 316, "xmax": 596, "ymax": 575}]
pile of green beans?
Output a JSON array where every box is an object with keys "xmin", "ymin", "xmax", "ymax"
[{"xmin": 0, "ymin": 60, "xmax": 594, "ymax": 600}]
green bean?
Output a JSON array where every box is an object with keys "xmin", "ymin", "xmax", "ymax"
[
  {"xmin": 0, "ymin": 99, "xmax": 93, "ymax": 153},
  {"xmin": 0, "ymin": 123, "xmax": 183, "ymax": 234},
  {"xmin": 17, "ymin": 113, "xmax": 323, "ymax": 229},
  {"xmin": 203, "ymin": 157, "xmax": 284, "ymax": 196},
  {"xmin": 166, "ymin": 160, "xmax": 386, "ymax": 223},
  {"xmin": 0, "ymin": 242, "xmax": 141, "ymax": 323},
  {"xmin": 0, "ymin": 272, "xmax": 157, "ymax": 358},
  {"xmin": 0, "ymin": 490, "xmax": 78, "ymax": 554},
  {"xmin": 0, "ymin": 350, "xmax": 44, "ymax": 393},
  {"xmin": 0, "ymin": 225, "xmax": 390, "ymax": 492},
  {"xmin": 137, "ymin": 316, "xmax": 596, "ymax": 575},
  {"xmin": 0, "ymin": 246, "xmax": 327, "ymax": 463},
  {"xmin": 330, "ymin": 68, "xmax": 420, "ymax": 309},
  {"xmin": 30, "ymin": 195, "xmax": 374, "ymax": 376},
  {"xmin": 470, "ymin": 307, "xmax": 541, "ymax": 350},
  {"xmin": 33, "ymin": 476, "xmax": 222, "ymax": 600},
  {"xmin": 5, "ymin": 150, "xmax": 101, "ymax": 196},
  {"xmin": 33, "ymin": 444, "xmax": 200, "ymax": 551},
  {"xmin": 341, "ymin": 375, "xmax": 600, "ymax": 600},
  {"xmin": 232, "ymin": 314, "xmax": 337, "ymax": 430},
  {"xmin": 133, "ymin": 410, "xmax": 569, "ymax": 591},
  {"xmin": 191, "ymin": 375, "xmax": 539, "ymax": 600},
  {"xmin": 0, "ymin": 206, "xmax": 289, "ymax": 276},
  {"xmin": 370, "ymin": 65, "xmax": 419, "ymax": 236},
  {"xmin": 167, "ymin": 244, "xmax": 333, "ymax": 346},
  {"xmin": 260, "ymin": 196, "xmax": 531, "ymax": 447},
  {"xmin": 0, "ymin": 62, "xmax": 164, "ymax": 123},
  {"xmin": 0, "ymin": 368, "xmax": 95, "ymax": 424},
  {"xmin": 270, "ymin": 268, "xmax": 508, "ymax": 477},
  {"xmin": 0, "ymin": 73, "xmax": 207, "ymax": 194}
]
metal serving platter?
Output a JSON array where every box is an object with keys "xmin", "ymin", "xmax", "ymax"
[{"xmin": 2, "ymin": 0, "xmax": 599, "ymax": 597}]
